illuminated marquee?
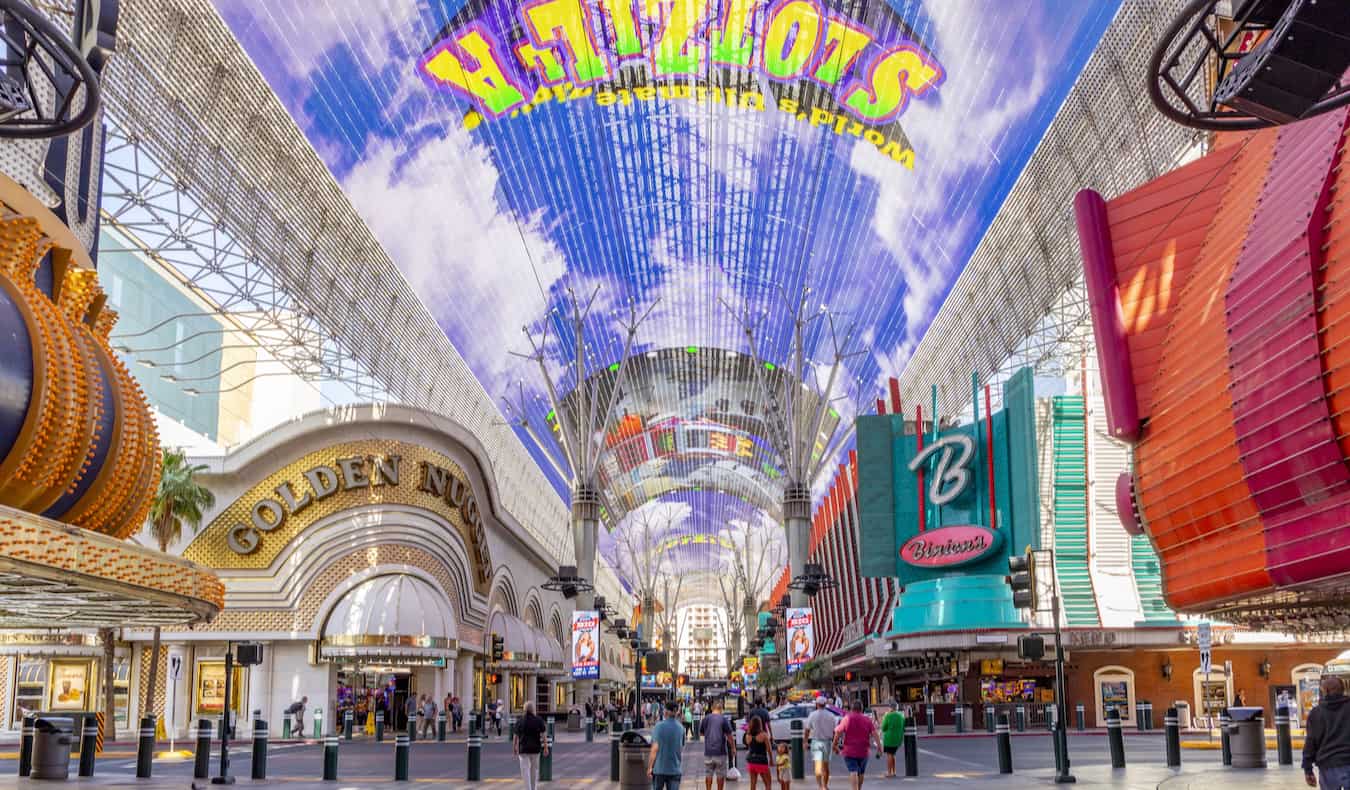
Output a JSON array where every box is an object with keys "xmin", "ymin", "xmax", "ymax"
[{"xmin": 418, "ymin": 0, "xmax": 944, "ymax": 126}]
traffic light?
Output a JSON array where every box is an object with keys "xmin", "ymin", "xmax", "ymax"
[
  {"xmin": 843, "ymin": 671, "xmax": 856, "ymax": 682},
  {"xmin": 1018, "ymin": 634, "xmax": 1045, "ymax": 660},
  {"xmin": 678, "ymin": 674, "xmax": 689, "ymax": 687},
  {"xmin": 491, "ymin": 633, "xmax": 504, "ymax": 661},
  {"xmin": 1007, "ymin": 548, "xmax": 1036, "ymax": 611}
]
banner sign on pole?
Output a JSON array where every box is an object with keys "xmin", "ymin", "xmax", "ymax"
[
  {"xmin": 742, "ymin": 656, "xmax": 759, "ymax": 689},
  {"xmin": 785, "ymin": 607, "xmax": 815, "ymax": 673},
  {"xmin": 571, "ymin": 610, "xmax": 600, "ymax": 679},
  {"xmin": 1198, "ymin": 622, "xmax": 1212, "ymax": 675}
]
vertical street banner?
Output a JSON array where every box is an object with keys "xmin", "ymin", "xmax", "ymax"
[
  {"xmin": 743, "ymin": 656, "xmax": 760, "ymax": 689},
  {"xmin": 571, "ymin": 610, "xmax": 600, "ymax": 679},
  {"xmin": 786, "ymin": 607, "xmax": 815, "ymax": 673}
]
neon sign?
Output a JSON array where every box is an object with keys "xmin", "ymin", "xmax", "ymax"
[
  {"xmin": 907, "ymin": 433, "xmax": 976, "ymax": 506},
  {"xmin": 418, "ymin": 0, "xmax": 944, "ymax": 127},
  {"xmin": 899, "ymin": 524, "xmax": 1002, "ymax": 569}
]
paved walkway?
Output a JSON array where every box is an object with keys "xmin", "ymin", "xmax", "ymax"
[{"xmin": 0, "ymin": 765, "xmax": 1310, "ymax": 788}]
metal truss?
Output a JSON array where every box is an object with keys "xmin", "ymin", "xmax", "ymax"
[{"xmin": 899, "ymin": 0, "xmax": 1206, "ymax": 420}]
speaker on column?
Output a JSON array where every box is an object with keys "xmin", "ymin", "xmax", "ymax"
[{"xmin": 1215, "ymin": 0, "xmax": 1350, "ymax": 123}]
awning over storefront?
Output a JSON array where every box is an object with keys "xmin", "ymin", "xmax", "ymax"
[
  {"xmin": 319, "ymin": 574, "xmax": 458, "ymax": 663},
  {"xmin": 600, "ymin": 660, "xmax": 627, "ymax": 683},
  {"xmin": 488, "ymin": 611, "xmax": 564, "ymax": 672}
]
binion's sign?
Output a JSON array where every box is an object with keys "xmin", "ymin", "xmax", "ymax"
[{"xmin": 899, "ymin": 524, "xmax": 1002, "ymax": 568}]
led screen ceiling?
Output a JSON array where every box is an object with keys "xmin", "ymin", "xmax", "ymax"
[{"xmin": 214, "ymin": 0, "xmax": 1118, "ymax": 592}]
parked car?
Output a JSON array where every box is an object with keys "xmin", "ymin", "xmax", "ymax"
[{"xmin": 736, "ymin": 703, "xmax": 847, "ymax": 741}]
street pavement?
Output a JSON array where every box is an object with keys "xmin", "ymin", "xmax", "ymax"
[{"xmin": 0, "ymin": 731, "xmax": 1310, "ymax": 788}]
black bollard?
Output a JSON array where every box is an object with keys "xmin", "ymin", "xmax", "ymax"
[
  {"xmin": 438, "ymin": 711, "xmax": 447, "ymax": 742},
  {"xmin": 790, "ymin": 719, "xmax": 804, "ymax": 779},
  {"xmin": 903, "ymin": 719, "xmax": 918, "ymax": 778},
  {"xmin": 344, "ymin": 710, "xmax": 353, "ymax": 741},
  {"xmin": 1165, "ymin": 707, "xmax": 1181, "ymax": 767},
  {"xmin": 136, "ymin": 715, "xmax": 155, "ymax": 778},
  {"xmin": 610, "ymin": 729, "xmax": 621, "ymax": 782},
  {"xmin": 1015, "ymin": 704, "xmax": 1026, "ymax": 733},
  {"xmin": 1046, "ymin": 704, "xmax": 1056, "ymax": 732},
  {"xmin": 540, "ymin": 718, "xmax": 554, "ymax": 782},
  {"xmin": 692, "ymin": 716, "xmax": 700, "ymax": 742},
  {"xmin": 1106, "ymin": 708, "xmax": 1125, "ymax": 768},
  {"xmin": 322, "ymin": 734, "xmax": 338, "ymax": 781},
  {"xmin": 1136, "ymin": 702, "xmax": 1145, "ymax": 732},
  {"xmin": 985, "ymin": 705, "xmax": 995, "ymax": 733},
  {"xmin": 585, "ymin": 716, "xmax": 594, "ymax": 743},
  {"xmin": 408, "ymin": 713, "xmax": 417, "ymax": 743},
  {"xmin": 395, "ymin": 733, "xmax": 410, "ymax": 781},
  {"xmin": 954, "ymin": 705, "xmax": 965, "ymax": 734},
  {"xmin": 1219, "ymin": 711, "xmax": 1232, "ymax": 767},
  {"xmin": 1276, "ymin": 705, "xmax": 1293, "ymax": 766},
  {"xmin": 79, "ymin": 716, "xmax": 99, "ymax": 777},
  {"xmin": 996, "ymin": 713, "xmax": 1013, "ymax": 774},
  {"xmin": 467, "ymin": 723, "xmax": 482, "ymax": 781},
  {"xmin": 376, "ymin": 710, "xmax": 385, "ymax": 742},
  {"xmin": 1075, "ymin": 704, "xmax": 1085, "ymax": 731},
  {"xmin": 251, "ymin": 719, "xmax": 268, "ymax": 780},
  {"xmin": 1144, "ymin": 702, "xmax": 1154, "ymax": 731},
  {"xmin": 18, "ymin": 714, "xmax": 34, "ymax": 777},
  {"xmin": 926, "ymin": 705, "xmax": 935, "ymax": 735},
  {"xmin": 194, "ymin": 719, "xmax": 213, "ymax": 780}
]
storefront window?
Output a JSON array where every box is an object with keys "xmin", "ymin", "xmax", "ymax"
[
  {"xmin": 554, "ymin": 682, "xmax": 568, "ymax": 710},
  {"xmin": 1092, "ymin": 666, "xmax": 1135, "ymax": 727},
  {"xmin": 1193, "ymin": 666, "xmax": 1232, "ymax": 725},
  {"xmin": 1292, "ymin": 664, "xmax": 1323, "ymax": 727},
  {"xmin": 112, "ymin": 658, "xmax": 131, "ymax": 728},
  {"xmin": 47, "ymin": 659, "xmax": 94, "ymax": 712},
  {"xmin": 194, "ymin": 659, "xmax": 246, "ymax": 719},
  {"xmin": 510, "ymin": 675, "xmax": 528, "ymax": 711},
  {"xmin": 13, "ymin": 658, "xmax": 47, "ymax": 723}
]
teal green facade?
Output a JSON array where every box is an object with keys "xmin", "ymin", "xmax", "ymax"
[{"xmin": 856, "ymin": 368, "xmax": 1041, "ymax": 632}]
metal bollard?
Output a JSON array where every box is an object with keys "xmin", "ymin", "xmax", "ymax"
[
  {"xmin": 585, "ymin": 716, "xmax": 594, "ymax": 742},
  {"xmin": 136, "ymin": 715, "xmax": 155, "ymax": 778},
  {"xmin": 996, "ymin": 713, "xmax": 1013, "ymax": 774},
  {"xmin": 1145, "ymin": 702, "xmax": 1155, "ymax": 731},
  {"xmin": 924, "ymin": 705, "xmax": 934, "ymax": 735},
  {"xmin": 194, "ymin": 719, "xmax": 213, "ymax": 779},
  {"xmin": 314, "ymin": 708, "xmax": 323, "ymax": 740},
  {"xmin": 954, "ymin": 705, "xmax": 965, "ymax": 734},
  {"xmin": 376, "ymin": 710, "xmax": 385, "ymax": 742},
  {"xmin": 408, "ymin": 713, "xmax": 418, "ymax": 743},
  {"xmin": 1136, "ymin": 702, "xmax": 1145, "ymax": 732},
  {"xmin": 1106, "ymin": 708, "xmax": 1126, "ymax": 768},
  {"xmin": 1046, "ymin": 704, "xmax": 1056, "ymax": 732},
  {"xmin": 790, "ymin": 719, "xmax": 804, "ymax": 779},
  {"xmin": 692, "ymin": 716, "xmax": 700, "ymax": 742},
  {"xmin": 1015, "ymin": 704, "xmax": 1026, "ymax": 733},
  {"xmin": 467, "ymin": 724, "xmax": 482, "ymax": 781},
  {"xmin": 1076, "ymin": 703, "xmax": 1085, "ymax": 731},
  {"xmin": 541, "ymin": 718, "xmax": 554, "ymax": 782},
  {"xmin": 610, "ymin": 729, "xmax": 621, "ymax": 782},
  {"xmin": 985, "ymin": 706, "xmax": 995, "ymax": 733},
  {"xmin": 344, "ymin": 709, "xmax": 354, "ymax": 741},
  {"xmin": 903, "ymin": 719, "xmax": 918, "ymax": 778},
  {"xmin": 1276, "ymin": 705, "xmax": 1293, "ymax": 766},
  {"xmin": 322, "ymin": 734, "xmax": 339, "ymax": 781},
  {"xmin": 438, "ymin": 711, "xmax": 447, "ymax": 742},
  {"xmin": 252, "ymin": 719, "xmax": 268, "ymax": 780},
  {"xmin": 282, "ymin": 715, "xmax": 292, "ymax": 740},
  {"xmin": 79, "ymin": 717, "xmax": 99, "ymax": 777},
  {"xmin": 1220, "ymin": 711, "xmax": 1232, "ymax": 766},
  {"xmin": 395, "ymin": 733, "xmax": 410, "ymax": 781},
  {"xmin": 622, "ymin": 716, "xmax": 632, "ymax": 733},
  {"xmin": 18, "ymin": 714, "xmax": 34, "ymax": 777},
  {"xmin": 1165, "ymin": 707, "xmax": 1181, "ymax": 767}
]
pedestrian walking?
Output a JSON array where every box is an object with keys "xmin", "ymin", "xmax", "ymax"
[
  {"xmin": 422, "ymin": 695, "xmax": 437, "ymax": 738},
  {"xmin": 1304, "ymin": 675, "xmax": 1350, "ymax": 789},
  {"xmin": 833, "ymin": 700, "xmax": 882, "ymax": 790},
  {"xmin": 880, "ymin": 704, "xmax": 905, "ymax": 777},
  {"xmin": 514, "ymin": 701, "xmax": 548, "ymax": 790},
  {"xmin": 743, "ymin": 715, "xmax": 773, "ymax": 790},
  {"xmin": 700, "ymin": 699, "xmax": 735, "ymax": 790},
  {"xmin": 285, "ymin": 696, "xmax": 307, "ymax": 738},
  {"xmin": 804, "ymin": 696, "xmax": 837, "ymax": 790},
  {"xmin": 649, "ymin": 700, "xmax": 686, "ymax": 790},
  {"xmin": 494, "ymin": 698, "xmax": 505, "ymax": 736}
]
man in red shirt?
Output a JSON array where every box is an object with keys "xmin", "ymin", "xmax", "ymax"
[{"xmin": 833, "ymin": 700, "xmax": 882, "ymax": 789}]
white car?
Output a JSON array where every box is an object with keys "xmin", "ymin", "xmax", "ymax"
[{"xmin": 736, "ymin": 703, "xmax": 847, "ymax": 741}]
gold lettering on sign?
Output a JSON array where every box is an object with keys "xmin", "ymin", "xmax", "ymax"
[{"xmin": 209, "ymin": 448, "xmax": 494, "ymax": 591}]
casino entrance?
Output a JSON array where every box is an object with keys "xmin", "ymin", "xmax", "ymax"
[{"xmin": 319, "ymin": 574, "xmax": 459, "ymax": 734}]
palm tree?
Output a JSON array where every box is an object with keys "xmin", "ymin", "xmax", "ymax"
[{"xmin": 143, "ymin": 448, "xmax": 216, "ymax": 717}]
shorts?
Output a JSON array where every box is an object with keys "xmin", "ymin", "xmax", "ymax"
[
  {"xmin": 844, "ymin": 756, "xmax": 869, "ymax": 774},
  {"xmin": 704, "ymin": 756, "xmax": 727, "ymax": 778},
  {"xmin": 810, "ymin": 739, "xmax": 832, "ymax": 763},
  {"xmin": 883, "ymin": 745, "xmax": 899, "ymax": 755},
  {"xmin": 747, "ymin": 762, "xmax": 771, "ymax": 776}
]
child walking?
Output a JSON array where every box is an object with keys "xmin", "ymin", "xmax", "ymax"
[{"xmin": 775, "ymin": 742, "xmax": 792, "ymax": 790}]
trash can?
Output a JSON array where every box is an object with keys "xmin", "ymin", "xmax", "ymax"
[
  {"xmin": 1227, "ymin": 707, "xmax": 1266, "ymax": 769},
  {"xmin": 32, "ymin": 717, "xmax": 75, "ymax": 780},
  {"xmin": 1175, "ymin": 701, "xmax": 1191, "ymax": 730},
  {"xmin": 568, "ymin": 709, "xmax": 582, "ymax": 732},
  {"xmin": 619, "ymin": 730, "xmax": 651, "ymax": 789}
]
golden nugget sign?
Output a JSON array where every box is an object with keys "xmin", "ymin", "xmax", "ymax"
[{"xmin": 224, "ymin": 453, "xmax": 492, "ymax": 584}]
